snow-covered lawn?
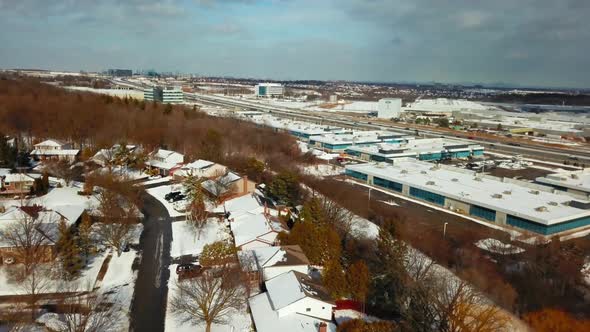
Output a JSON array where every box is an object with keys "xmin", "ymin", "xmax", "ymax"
[
  {"xmin": 349, "ymin": 215, "xmax": 380, "ymax": 239},
  {"xmin": 334, "ymin": 309, "xmax": 379, "ymax": 325},
  {"xmin": 475, "ymin": 238, "xmax": 525, "ymax": 255},
  {"xmin": 164, "ymin": 264, "xmax": 252, "ymax": 332},
  {"xmin": 146, "ymin": 184, "xmax": 187, "ymax": 218},
  {"xmin": 0, "ymin": 251, "xmax": 109, "ymax": 296},
  {"xmin": 137, "ymin": 176, "xmax": 172, "ymax": 186},
  {"xmin": 310, "ymin": 148, "xmax": 340, "ymax": 160},
  {"xmin": 171, "ymin": 219, "xmax": 231, "ymax": 258},
  {"xmin": 300, "ymin": 164, "xmax": 343, "ymax": 177}
]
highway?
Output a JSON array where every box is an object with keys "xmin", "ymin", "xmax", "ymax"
[
  {"xmin": 112, "ymin": 78, "xmax": 590, "ymax": 164},
  {"xmin": 186, "ymin": 92, "xmax": 590, "ymax": 164}
]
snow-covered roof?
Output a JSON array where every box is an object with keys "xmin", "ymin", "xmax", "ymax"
[
  {"xmin": 30, "ymin": 149, "xmax": 79, "ymax": 156},
  {"xmin": 3, "ymin": 173, "xmax": 36, "ymax": 183},
  {"xmin": 147, "ymin": 149, "xmax": 184, "ymax": 170},
  {"xmin": 536, "ymin": 170, "xmax": 590, "ymax": 194},
  {"xmin": 346, "ymin": 160, "xmax": 590, "ymax": 225},
  {"xmin": 265, "ymin": 270, "xmax": 333, "ymax": 310},
  {"xmin": 183, "ymin": 159, "xmax": 214, "ymax": 170},
  {"xmin": 346, "ymin": 138, "xmax": 483, "ymax": 158},
  {"xmin": 249, "ymin": 292, "xmax": 336, "ymax": 332},
  {"xmin": 230, "ymin": 213, "xmax": 274, "ymax": 247},
  {"xmin": 220, "ymin": 193, "xmax": 264, "ymax": 218},
  {"xmin": 0, "ymin": 206, "xmax": 74, "ymax": 248},
  {"xmin": 238, "ymin": 245, "xmax": 310, "ymax": 272},
  {"xmin": 34, "ymin": 139, "xmax": 66, "ymax": 147}
]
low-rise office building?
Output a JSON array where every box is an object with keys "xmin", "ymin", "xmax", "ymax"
[
  {"xmin": 309, "ymin": 131, "xmax": 409, "ymax": 152},
  {"xmin": 345, "ymin": 159, "xmax": 590, "ymax": 235},
  {"xmin": 255, "ymin": 83, "xmax": 284, "ymax": 97},
  {"xmin": 143, "ymin": 86, "xmax": 184, "ymax": 104},
  {"xmin": 536, "ymin": 170, "xmax": 590, "ymax": 198},
  {"xmin": 346, "ymin": 138, "xmax": 484, "ymax": 162}
]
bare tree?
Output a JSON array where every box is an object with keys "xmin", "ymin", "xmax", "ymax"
[
  {"xmin": 57, "ymin": 288, "xmax": 125, "ymax": 332},
  {"xmin": 183, "ymin": 174, "xmax": 209, "ymax": 239},
  {"xmin": 91, "ymin": 173, "xmax": 141, "ymax": 256},
  {"xmin": 204, "ymin": 171, "xmax": 237, "ymax": 204},
  {"xmin": 170, "ymin": 265, "xmax": 247, "ymax": 332},
  {"xmin": 43, "ymin": 160, "xmax": 82, "ymax": 186}
]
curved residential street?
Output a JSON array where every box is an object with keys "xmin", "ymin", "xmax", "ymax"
[{"xmin": 129, "ymin": 191, "xmax": 173, "ymax": 332}]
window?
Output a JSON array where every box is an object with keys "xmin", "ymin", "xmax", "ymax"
[
  {"xmin": 409, "ymin": 187, "xmax": 445, "ymax": 205},
  {"xmin": 373, "ymin": 176, "xmax": 403, "ymax": 192},
  {"xmin": 470, "ymin": 205, "xmax": 496, "ymax": 221}
]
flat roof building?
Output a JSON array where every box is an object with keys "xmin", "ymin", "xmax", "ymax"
[
  {"xmin": 345, "ymin": 159, "xmax": 590, "ymax": 235},
  {"xmin": 309, "ymin": 131, "xmax": 409, "ymax": 152},
  {"xmin": 377, "ymin": 98, "xmax": 402, "ymax": 119},
  {"xmin": 346, "ymin": 138, "xmax": 484, "ymax": 162},
  {"xmin": 143, "ymin": 86, "xmax": 184, "ymax": 104},
  {"xmin": 536, "ymin": 170, "xmax": 590, "ymax": 198},
  {"xmin": 255, "ymin": 83, "xmax": 284, "ymax": 97}
]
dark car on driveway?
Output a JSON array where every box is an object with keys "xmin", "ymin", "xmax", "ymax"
[
  {"xmin": 165, "ymin": 191, "xmax": 181, "ymax": 201},
  {"xmin": 176, "ymin": 263, "xmax": 203, "ymax": 280},
  {"xmin": 171, "ymin": 194, "xmax": 186, "ymax": 202}
]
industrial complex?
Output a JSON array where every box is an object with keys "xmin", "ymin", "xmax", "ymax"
[{"xmin": 345, "ymin": 159, "xmax": 590, "ymax": 235}]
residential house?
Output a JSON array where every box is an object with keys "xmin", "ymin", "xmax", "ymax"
[
  {"xmin": 146, "ymin": 149, "xmax": 184, "ymax": 176},
  {"xmin": 30, "ymin": 139, "xmax": 80, "ymax": 162},
  {"xmin": 0, "ymin": 173, "xmax": 37, "ymax": 196},
  {"xmin": 202, "ymin": 171, "xmax": 257, "ymax": 203},
  {"xmin": 220, "ymin": 194, "xmax": 286, "ymax": 250},
  {"xmin": 0, "ymin": 204, "xmax": 85, "ymax": 264},
  {"xmin": 249, "ymin": 270, "xmax": 336, "ymax": 332},
  {"xmin": 91, "ymin": 144, "xmax": 137, "ymax": 167},
  {"xmin": 172, "ymin": 159, "xmax": 227, "ymax": 180},
  {"xmin": 239, "ymin": 245, "xmax": 310, "ymax": 292}
]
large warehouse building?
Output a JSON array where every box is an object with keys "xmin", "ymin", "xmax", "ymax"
[
  {"xmin": 345, "ymin": 160, "xmax": 590, "ymax": 235},
  {"xmin": 255, "ymin": 83, "xmax": 284, "ymax": 97},
  {"xmin": 536, "ymin": 170, "xmax": 590, "ymax": 198}
]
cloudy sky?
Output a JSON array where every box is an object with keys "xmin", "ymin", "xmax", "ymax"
[{"xmin": 0, "ymin": 0, "xmax": 589, "ymax": 88}]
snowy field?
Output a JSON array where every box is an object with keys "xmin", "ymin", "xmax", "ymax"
[
  {"xmin": 349, "ymin": 215, "xmax": 380, "ymax": 239},
  {"xmin": 164, "ymin": 265, "xmax": 252, "ymax": 332},
  {"xmin": 334, "ymin": 309, "xmax": 379, "ymax": 325},
  {"xmin": 137, "ymin": 176, "xmax": 172, "ymax": 186},
  {"xmin": 170, "ymin": 219, "xmax": 231, "ymax": 258},
  {"xmin": 300, "ymin": 164, "xmax": 343, "ymax": 178},
  {"xmin": 146, "ymin": 184, "xmax": 187, "ymax": 218}
]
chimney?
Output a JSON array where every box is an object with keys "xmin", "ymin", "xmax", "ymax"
[{"xmin": 318, "ymin": 322, "xmax": 327, "ymax": 332}]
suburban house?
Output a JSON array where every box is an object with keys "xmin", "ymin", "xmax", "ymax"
[
  {"xmin": 0, "ymin": 204, "xmax": 84, "ymax": 265},
  {"xmin": 202, "ymin": 171, "xmax": 257, "ymax": 202},
  {"xmin": 219, "ymin": 194, "xmax": 286, "ymax": 250},
  {"xmin": 248, "ymin": 270, "xmax": 336, "ymax": 332},
  {"xmin": 30, "ymin": 139, "xmax": 80, "ymax": 162},
  {"xmin": 91, "ymin": 144, "xmax": 137, "ymax": 167},
  {"xmin": 0, "ymin": 173, "xmax": 37, "ymax": 196},
  {"xmin": 145, "ymin": 149, "xmax": 184, "ymax": 176},
  {"xmin": 172, "ymin": 159, "xmax": 227, "ymax": 180},
  {"xmin": 238, "ymin": 245, "xmax": 311, "ymax": 291}
]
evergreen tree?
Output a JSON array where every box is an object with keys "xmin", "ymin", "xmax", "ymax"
[
  {"xmin": 77, "ymin": 214, "xmax": 94, "ymax": 265},
  {"xmin": 323, "ymin": 259, "xmax": 347, "ymax": 299},
  {"xmin": 347, "ymin": 260, "xmax": 370, "ymax": 303},
  {"xmin": 56, "ymin": 220, "xmax": 83, "ymax": 279}
]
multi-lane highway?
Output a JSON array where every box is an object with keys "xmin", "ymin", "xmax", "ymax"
[{"xmin": 111, "ymin": 78, "xmax": 590, "ymax": 164}]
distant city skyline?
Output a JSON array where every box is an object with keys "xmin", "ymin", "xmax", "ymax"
[{"xmin": 1, "ymin": 0, "xmax": 589, "ymax": 89}]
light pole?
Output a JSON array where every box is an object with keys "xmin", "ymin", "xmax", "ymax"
[
  {"xmin": 443, "ymin": 222, "xmax": 449, "ymax": 238},
  {"xmin": 368, "ymin": 187, "xmax": 372, "ymax": 210}
]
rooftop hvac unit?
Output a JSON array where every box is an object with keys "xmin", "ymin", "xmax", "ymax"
[
  {"xmin": 426, "ymin": 181, "xmax": 435, "ymax": 185},
  {"xmin": 492, "ymin": 193, "xmax": 503, "ymax": 199},
  {"xmin": 503, "ymin": 190, "xmax": 512, "ymax": 195},
  {"xmin": 529, "ymin": 190, "xmax": 540, "ymax": 195},
  {"xmin": 420, "ymin": 170, "xmax": 428, "ymax": 174},
  {"xmin": 474, "ymin": 177, "xmax": 483, "ymax": 182},
  {"xmin": 535, "ymin": 206, "xmax": 548, "ymax": 212},
  {"xmin": 401, "ymin": 170, "xmax": 408, "ymax": 174},
  {"xmin": 451, "ymin": 178, "xmax": 459, "ymax": 182},
  {"xmin": 571, "ymin": 174, "xmax": 579, "ymax": 179},
  {"xmin": 548, "ymin": 201, "xmax": 558, "ymax": 206}
]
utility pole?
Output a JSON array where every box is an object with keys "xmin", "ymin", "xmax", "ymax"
[{"xmin": 368, "ymin": 187, "xmax": 372, "ymax": 211}]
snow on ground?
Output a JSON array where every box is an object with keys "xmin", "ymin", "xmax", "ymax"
[
  {"xmin": 582, "ymin": 260, "xmax": 590, "ymax": 286},
  {"xmin": 349, "ymin": 215, "xmax": 380, "ymax": 239},
  {"xmin": 171, "ymin": 219, "xmax": 231, "ymax": 258},
  {"xmin": 475, "ymin": 238, "xmax": 525, "ymax": 255},
  {"xmin": 146, "ymin": 183, "xmax": 187, "ymax": 218},
  {"xmin": 334, "ymin": 309, "xmax": 379, "ymax": 325},
  {"xmin": 310, "ymin": 148, "xmax": 340, "ymax": 160},
  {"xmin": 378, "ymin": 199, "xmax": 399, "ymax": 207},
  {"xmin": 297, "ymin": 141, "xmax": 309, "ymax": 154},
  {"xmin": 300, "ymin": 164, "xmax": 343, "ymax": 177},
  {"xmin": 0, "ymin": 251, "xmax": 109, "ymax": 296},
  {"xmin": 165, "ymin": 264, "xmax": 252, "ymax": 332}
]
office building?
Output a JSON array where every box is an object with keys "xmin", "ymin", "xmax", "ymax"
[
  {"xmin": 107, "ymin": 69, "xmax": 133, "ymax": 77},
  {"xmin": 346, "ymin": 159, "xmax": 590, "ymax": 235},
  {"xmin": 308, "ymin": 131, "xmax": 408, "ymax": 152},
  {"xmin": 143, "ymin": 86, "xmax": 184, "ymax": 104},
  {"xmin": 255, "ymin": 83, "xmax": 284, "ymax": 97}
]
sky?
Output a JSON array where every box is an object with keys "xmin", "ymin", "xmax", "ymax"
[{"xmin": 0, "ymin": 0, "xmax": 589, "ymax": 88}]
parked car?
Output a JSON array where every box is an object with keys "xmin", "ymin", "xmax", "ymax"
[
  {"xmin": 176, "ymin": 263, "xmax": 203, "ymax": 280},
  {"xmin": 165, "ymin": 191, "xmax": 181, "ymax": 201},
  {"xmin": 171, "ymin": 194, "xmax": 186, "ymax": 202}
]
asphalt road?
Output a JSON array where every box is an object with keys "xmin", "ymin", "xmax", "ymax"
[{"xmin": 129, "ymin": 192, "xmax": 173, "ymax": 332}]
